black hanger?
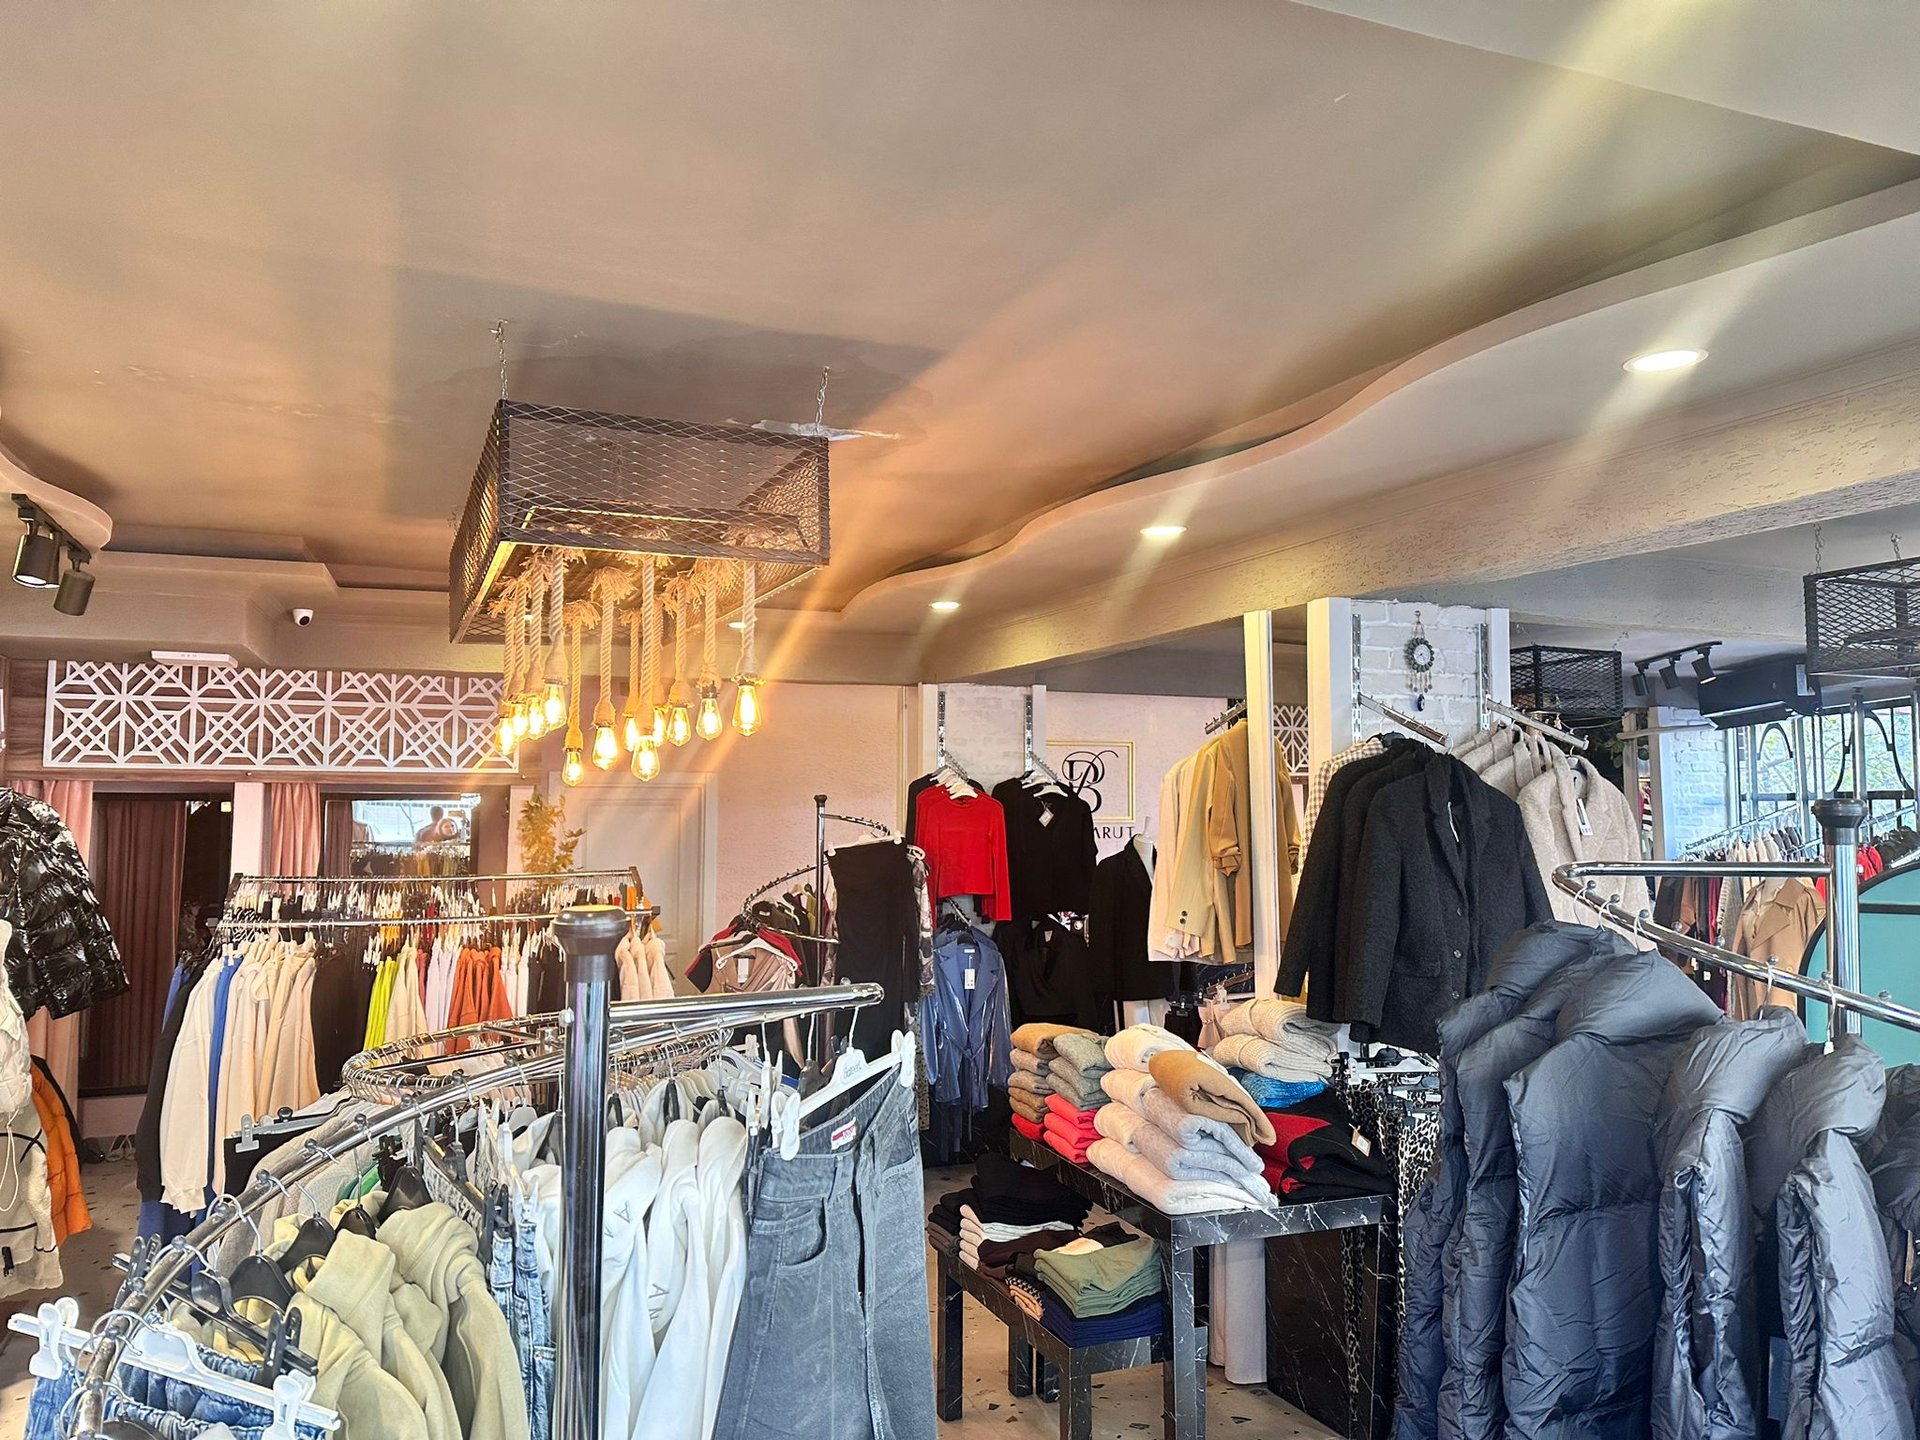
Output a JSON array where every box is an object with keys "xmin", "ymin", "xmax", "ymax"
[
  {"xmin": 252, "ymin": 1304, "xmax": 305, "ymax": 1389},
  {"xmin": 227, "ymin": 1252, "xmax": 296, "ymax": 1311},
  {"xmin": 276, "ymin": 1215, "xmax": 337, "ymax": 1276},
  {"xmin": 377, "ymin": 1164, "xmax": 433, "ymax": 1220},
  {"xmin": 336, "ymin": 1204, "xmax": 378, "ymax": 1239}
]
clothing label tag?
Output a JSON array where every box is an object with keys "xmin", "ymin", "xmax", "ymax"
[
  {"xmin": 1447, "ymin": 803, "xmax": 1460, "ymax": 844},
  {"xmin": 737, "ymin": 953, "xmax": 750, "ymax": 983},
  {"xmin": 830, "ymin": 1118, "xmax": 859, "ymax": 1151},
  {"xmin": 964, "ymin": 967, "xmax": 976, "ymax": 991},
  {"xmin": 1038, "ymin": 807, "xmax": 1054, "ymax": 828},
  {"xmin": 1351, "ymin": 1127, "xmax": 1373, "ymax": 1157},
  {"xmin": 1575, "ymin": 796, "xmax": 1594, "ymax": 838}
]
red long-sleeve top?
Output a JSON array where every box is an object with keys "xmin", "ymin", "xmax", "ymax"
[{"xmin": 914, "ymin": 786, "xmax": 1012, "ymax": 922}]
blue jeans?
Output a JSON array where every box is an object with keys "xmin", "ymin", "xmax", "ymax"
[
  {"xmin": 29, "ymin": 1351, "xmax": 326, "ymax": 1440},
  {"xmin": 512, "ymin": 1202, "xmax": 555, "ymax": 1440},
  {"xmin": 24, "ymin": 1363, "xmax": 76, "ymax": 1440}
]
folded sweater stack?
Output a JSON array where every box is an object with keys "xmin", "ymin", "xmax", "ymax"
[
  {"xmin": 1087, "ymin": 1048, "xmax": 1276, "ymax": 1213},
  {"xmin": 1253, "ymin": 1091, "xmax": 1391, "ymax": 1201},
  {"xmin": 1034, "ymin": 1236, "xmax": 1162, "ymax": 1318},
  {"xmin": 1008, "ymin": 1023, "xmax": 1097, "ymax": 1126},
  {"xmin": 1042, "ymin": 1092, "xmax": 1101, "ymax": 1164},
  {"xmin": 1047, "ymin": 1031, "xmax": 1113, "ymax": 1109},
  {"xmin": 1209, "ymin": 999, "xmax": 1338, "ymax": 1112}
]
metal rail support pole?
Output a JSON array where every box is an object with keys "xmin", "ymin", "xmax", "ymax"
[
  {"xmin": 552, "ymin": 905, "xmax": 626, "ymax": 1440},
  {"xmin": 1243, "ymin": 610, "xmax": 1281, "ymax": 999},
  {"xmin": 1813, "ymin": 795, "xmax": 1868, "ymax": 1039}
]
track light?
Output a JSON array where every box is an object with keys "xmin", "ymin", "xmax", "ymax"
[
  {"xmin": 13, "ymin": 520, "xmax": 59, "ymax": 588},
  {"xmin": 53, "ymin": 547, "xmax": 93, "ymax": 616},
  {"xmin": 1690, "ymin": 644, "xmax": 1719, "ymax": 685},
  {"xmin": 1660, "ymin": 660, "xmax": 1681, "ymax": 688}
]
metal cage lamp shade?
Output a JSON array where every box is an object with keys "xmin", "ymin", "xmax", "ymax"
[{"xmin": 1805, "ymin": 557, "xmax": 1920, "ymax": 679}]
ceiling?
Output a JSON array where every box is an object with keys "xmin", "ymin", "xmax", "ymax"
[{"xmin": 4, "ymin": 2, "xmax": 1920, "ymax": 686}]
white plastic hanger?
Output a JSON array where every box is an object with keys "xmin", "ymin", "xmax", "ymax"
[{"xmin": 773, "ymin": 1030, "xmax": 917, "ymax": 1158}]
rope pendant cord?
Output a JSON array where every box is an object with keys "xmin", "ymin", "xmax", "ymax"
[
  {"xmin": 624, "ymin": 611, "xmax": 641, "ymax": 722},
  {"xmin": 702, "ymin": 577, "xmax": 718, "ymax": 684},
  {"xmin": 527, "ymin": 564, "xmax": 547, "ymax": 692},
  {"xmin": 641, "ymin": 559, "xmax": 658, "ymax": 712},
  {"xmin": 595, "ymin": 582, "xmax": 616, "ymax": 728},
  {"xmin": 739, "ymin": 563, "xmax": 756, "ymax": 677},
  {"xmin": 671, "ymin": 590, "xmax": 687, "ymax": 700}
]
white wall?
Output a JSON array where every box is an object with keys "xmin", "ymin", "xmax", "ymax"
[{"xmin": 542, "ymin": 681, "xmax": 904, "ymax": 949}]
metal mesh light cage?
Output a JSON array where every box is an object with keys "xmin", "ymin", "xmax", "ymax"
[
  {"xmin": 450, "ymin": 401, "xmax": 830, "ymax": 641},
  {"xmin": 1804, "ymin": 558, "xmax": 1920, "ymax": 679},
  {"xmin": 1510, "ymin": 645, "xmax": 1623, "ymax": 719}
]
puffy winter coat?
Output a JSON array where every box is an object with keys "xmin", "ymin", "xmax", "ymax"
[
  {"xmin": 0, "ymin": 790, "xmax": 125, "ymax": 1019},
  {"xmin": 1748, "ymin": 1036, "xmax": 1913, "ymax": 1440},
  {"xmin": 1866, "ymin": 1063, "xmax": 1920, "ymax": 1413},
  {"xmin": 1501, "ymin": 950, "xmax": 1721, "ymax": 1439},
  {"xmin": 1395, "ymin": 923, "xmax": 1637, "ymax": 1440},
  {"xmin": 1650, "ymin": 1007, "xmax": 1807, "ymax": 1440},
  {"xmin": 1436, "ymin": 931, "xmax": 1639, "ymax": 1439}
]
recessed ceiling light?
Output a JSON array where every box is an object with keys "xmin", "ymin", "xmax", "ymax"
[
  {"xmin": 728, "ymin": 620, "xmax": 745, "ymax": 630},
  {"xmin": 1624, "ymin": 348, "xmax": 1707, "ymax": 374},
  {"xmin": 929, "ymin": 599, "xmax": 961, "ymax": 613},
  {"xmin": 152, "ymin": 649, "xmax": 237, "ymax": 667},
  {"xmin": 1140, "ymin": 524, "xmax": 1187, "ymax": 540}
]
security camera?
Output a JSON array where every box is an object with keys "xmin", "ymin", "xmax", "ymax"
[{"xmin": 291, "ymin": 607, "xmax": 315, "ymax": 627}]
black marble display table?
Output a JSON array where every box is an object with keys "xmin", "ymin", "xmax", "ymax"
[
  {"xmin": 1000, "ymin": 1132, "xmax": 1391, "ymax": 1439},
  {"xmin": 933, "ymin": 1246, "xmax": 1172, "ymax": 1440}
]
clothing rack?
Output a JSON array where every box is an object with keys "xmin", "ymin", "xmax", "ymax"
[
  {"xmin": 1677, "ymin": 804, "xmax": 1808, "ymax": 857},
  {"xmin": 1482, "ymin": 695, "xmax": 1589, "ymax": 753},
  {"xmin": 66, "ymin": 962, "xmax": 886, "ymax": 1440},
  {"xmin": 1355, "ymin": 691, "xmax": 1448, "ymax": 746},
  {"xmin": 213, "ymin": 905, "xmax": 658, "ymax": 935},
  {"xmin": 933, "ymin": 685, "xmax": 983, "ymax": 789},
  {"xmin": 225, "ymin": 869, "xmax": 641, "ymax": 892},
  {"xmin": 1556, "ymin": 795, "xmax": 1880, "ymax": 1037},
  {"xmin": 1204, "ymin": 698, "xmax": 1289, "ymax": 737}
]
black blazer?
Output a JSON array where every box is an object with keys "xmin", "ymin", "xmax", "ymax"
[
  {"xmin": 1279, "ymin": 739, "xmax": 1416, "ymax": 1013},
  {"xmin": 1346, "ymin": 752, "xmax": 1552, "ymax": 1053},
  {"xmin": 1087, "ymin": 842, "xmax": 1170, "ymax": 1003}
]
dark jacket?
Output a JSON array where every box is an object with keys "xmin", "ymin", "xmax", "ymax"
[
  {"xmin": 1438, "ymin": 931, "xmax": 1639, "ymax": 1439},
  {"xmin": 1651, "ymin": 1007, "xmax": 1808, "ymax": 1440},
  {"xmin": 1502, "ymin": 950, "xmax": 1722, "ymax": 1440},
  {"xmin": 924, "ymin": 923, "xmax": 1013, "ymax": 1113},
  {"xmin": 1348, "ymin": 753, "xmax": 1553, "ymax": 1052},
  {"xmin": 990, "ymin": 780, "xmax": 1096, "ymax": 926},
  {"xmin": 1394, "ymin": 923, "xmax": 1634, "ymax": 1440},
  {"xmin": 1330, "ymin": 745, "xmax": 1428, "ymax": 997},
  {"xmin": 1749, "ymin": 1036, "xmax": 1911, "ymax": 1440},
  {"xmin": 1086, "ymin": 842, "xmax": 1170, "ymax": 1003},
  {"xmin": 0, "ymin": 790, "xmax": 126, "ymax": 1019},
  {"xmin": 1279, "ymin": 742, "xmax": 1411, "ymax": 1008},
  {"xmin": 1866, "ymin": 1064, "xmax": 1920, "ymax": 1414}
]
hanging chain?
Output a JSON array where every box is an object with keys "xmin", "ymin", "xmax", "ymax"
[
  {"xmin": 492, "ymin": 321, "xmax": 510, "ymax": 401},
  {"xmin": 1813, "ymin": 523, "xmax": 1825, "ymax": 574},
  {"xmin": 739, "ymin": 562, "xmax": 757, "ymax": 677},
  {"xmin": 1894, "ymin": 531, "xmax": 1904, "ymax": 563}
]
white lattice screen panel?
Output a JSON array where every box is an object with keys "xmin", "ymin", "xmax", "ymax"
[
  {"xmin": 1277, "ymin": 705, "xmax": 1310, "ymax": 774},
  {"xmin": 44, "ymin": 662, "xmax": 512, "ymax": 774}
]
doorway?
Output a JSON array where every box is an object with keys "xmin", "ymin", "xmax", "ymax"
[{"xmin": 80, "ymin": 793, "xmax": 232, "ymax": 1099}]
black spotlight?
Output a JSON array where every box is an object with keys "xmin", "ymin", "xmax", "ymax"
[
  {"xmin": 1690, "ymin": 645, "xmax": 1718, "ymax": 684},
  {"xmin": 54, "ymin": 547, "xmax": 93, "ymax": 616},
  {"xmin": 1660, "ymin": 659, "xmax": 1681, "ymax": 688},
  {"xmin": 13, "ymin": 522, "xmax": 59, "ymax": 588}
]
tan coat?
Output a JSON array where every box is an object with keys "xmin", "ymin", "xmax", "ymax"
[
  {"xmin": 1728, "ymin": 876, "xmax": 1826, "ymax": 1020},
  {"xmin": 1166, "ymin": 723, "xmax": 1302, "ymax": 959},
  {"xmin": 1516, "ymin": 758, "xmax": 1649, "ymax": 925}
]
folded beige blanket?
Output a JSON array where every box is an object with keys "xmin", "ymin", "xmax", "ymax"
[
  {"xmin": 1147, "ymin": 1049, "xmax": 1276, "ymax": 1147},
  {"xmin": 1216, "ymin": 997, "xmax": 1335, "ymax": 1044},
  {"xmin": 1010, "ymin": 1023, "xmax": 1096, "ymax": 1062},
  {"xmin": 1093, "ymin": 1102, "xmax": 1142, "ymax": 1152},
  {"xmin": 1104, "ymin": 1023, "xmax": 1194, "ymax": 1073}
]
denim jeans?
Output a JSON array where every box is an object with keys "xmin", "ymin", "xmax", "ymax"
[
  {"xmin": 24, "ymin": 1362, "xmax": 77, "ymax": 1440},
  {"xmin": 711, "ymin": 1071, "xmax": 934, "ymax": 1440},
  {"xmin": 512, "ymin": 1201, "xmax": 555, "ymax": 1440},
  {"xmin": 29, "ymin": 1351, "xmax": 325, "ymax": 1440}
]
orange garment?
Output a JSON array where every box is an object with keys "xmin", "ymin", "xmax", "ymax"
[
  {"xmin": 444, "ymin": 946, "xmax": 513, "ymax": 1054},
  {"xmin": 31, "ymin": 1059, "xmax": 89, "ymax": 1244}
]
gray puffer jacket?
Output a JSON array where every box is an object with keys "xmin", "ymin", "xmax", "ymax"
[
  {"xmin": 1501, "ymin": 950, "xmax": 1722, "ymax": 1439},
  {"xmin": 1748, "ymin": 1036, "xmax": 1912, "ymax": 1440},
  {"xmin": 1395, "ymin": 923, "xmax": 1638, "ymax": 1440},
  {"xmin": 1436, "ymin": 931, "xmax": 1640, "ymax": 1439},
  {"xmin": 1650, "ymin": 1006, "xmax": 1807, "ymax": 1440},
  {"xmin": 1866, "ymin": 1063, "xmax": 1920, "ymax": 1413}
]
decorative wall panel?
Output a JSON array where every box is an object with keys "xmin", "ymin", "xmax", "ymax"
[
  {"xmin": 43, "ymin": 662, "xmax": 511, "ymax": 774},
  {"xmin": 1277, "ymin": 705, "xmax": 1310, "ymax": 775}
]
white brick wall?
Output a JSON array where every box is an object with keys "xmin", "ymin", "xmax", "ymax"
[
  {"xmin": 1654, "ymin": 722, "xmax": 1730, "ymax": 856},
  {"xmin": 1346, "ymin": 599, "xmax": 1501, "ymax": 748}
]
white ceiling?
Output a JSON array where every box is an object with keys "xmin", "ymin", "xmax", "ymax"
[{"xmin": 3, "ymin": 2, "xmax": 1920, "ymax": 685}]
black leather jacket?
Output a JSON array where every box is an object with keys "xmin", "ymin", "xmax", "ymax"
[{"xmin": 0, "ymin": 790, "xmax": 126, "ymax": 1018}]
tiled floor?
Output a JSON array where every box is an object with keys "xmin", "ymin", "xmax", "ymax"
[{"xmin": 0, "ymin": 1157, "xmax": 1341, "ymax": 1440}]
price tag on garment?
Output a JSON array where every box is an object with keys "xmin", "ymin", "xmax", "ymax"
[
  {"xmin": 1351, "ymin": 1127, "xmax": 1373, "ymax": 1158},
  {"xmin": 831, "ymin": 1117, "xmax": 859, "ymax": 1151},
  {"xmin": 737, "ymin": 952, "xmax": 750, "ymax": 984},
  {"xmin": 1038, "ymin": 806, "xmax": 1054, "ymax": 828},
  {"xmin": 1575, "ymin": 796, "xmax": 1594, "ymax": 838},
  {"xmin": 964, "ymin": 967, "xmax": 976, "ymax": 991}
]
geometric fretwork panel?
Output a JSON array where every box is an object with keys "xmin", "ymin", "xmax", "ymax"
[
  {"xmin": 44, "ymin": 662, "xmax": 513, "ymax": 773},
  {"xmin": 1277, "ymin": 704, "xmax": 1310, "ymax": 776}
]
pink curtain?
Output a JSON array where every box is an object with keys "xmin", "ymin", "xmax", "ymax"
[
  {"xmin": 266, "ymin": 781, "xmax": 322, "ymax": 877},
  {"xmin": 14, "ymin": 780, "xmax": 94, "ymax": 1100}
]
